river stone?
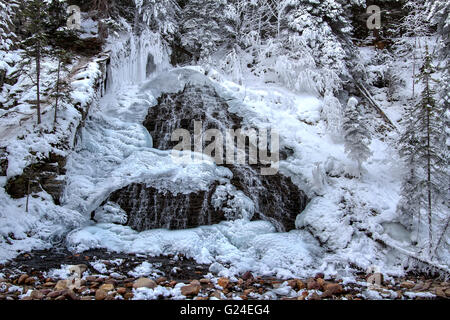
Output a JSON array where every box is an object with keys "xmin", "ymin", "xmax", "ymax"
[
  {"xmin": 181, "ymin": 283, "xmax": 201, "ymax": 296},
  {"xmin": 95, "ymin": 289, "xmax": 107, "ymax": 300},
  {"xmin": 55, "ymin": 280, "xmax": 69, "ymax": 291},
  {"xmin": 99, "ymin": 283, "xmax": 114, "ymax": 292},
  {"xmin": 30, "ymin": 290, "xmax": 44, "ymax": 300},
  {"xmin": 133, "ymin": 277, "xmax": 157, "ymax": 289}
]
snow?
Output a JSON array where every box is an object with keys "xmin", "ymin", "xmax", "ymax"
[
  {"xmin": 90, "ymin": 261, "xmax": 108, "ymax": 274},
  {"xmin": 0, "ymin": 183, "xmax": 84, "ymax": 263},
  {"xmin": 132, "ymin": 283, "xmax": 186, "ymax": 300},
  {"xmin": 403, "ymin": 291, "xmax": 436, "ymax": 299},
  {"xmin": 128, "ymin": 262, "xmax": 162, "ymax": 278},
  {"xmin": 45, "ymin": 265, "xmax": 73, "ymax": 280}
]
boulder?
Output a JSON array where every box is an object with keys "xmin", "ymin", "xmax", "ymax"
[
  {"xmin": 400, "ymin": 281, "xmax": 415, "ymax": 289},
  {"xmin": 307, "ymin": 279, "xmax": 320, "ymax": 290},
  {"xmin": 323, "ymin": 283, "xmax": 343, "ymax": 295},
  {"xmin": 95, "ymin": 289, "xmax": 107, "ymax": 300},
  {"xmin": 181, "ymin": 283, "xmax": 201, "ymax": 297},
  {"xmin": 116, "ymin": 287, "xmax": 127, "ymax": 295},
  {"xmin": 242, "ymin": 271, "xmax": 254, "ymax": 281},
  {"xmin": 133, "ymin": 277, "xmax": 157, "ymax": 289},
  {"xmin": 99, "ymin": 283, "xmax": 114, "ymax": 292},
  {"xmin": 17, "ymin": 274, "xmax": 28, "ymax": 285},
  {"xmin": 102, "ymin": 84, "xmax": 309, "ymax": 233},
  {"xmin": 54, "ymin": 280, "xmax": 69, "ymax": 291},
  {"xmin": 30, "ymin": 290, "xmax": 44, "ymax": 300},
  {"xmin": 217, "ymin": 277, "xmax": 230, "ymax": 289}
]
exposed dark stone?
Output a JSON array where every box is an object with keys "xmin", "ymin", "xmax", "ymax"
[
  {"xmin": 106, "ymin": 83, "xmax": 309, "ymax": 232},
  {"xmin": 0, "ymin": 147, "xmax": 7, "ymax": 176},
  {"xmin": 227, "ymin": 165, "xmax": 308, "ymax": 232},
  {"xmin": 0, "ymin": 69, "xmax": 6, "ymax": 90},
  {"xmin": 169, "ymin": 38, "xmax": 195, "ymax": 66},
  {"xmin": 144, "ymin": 84, "xmax": 243, "ymax": 150},
  {"xmin": 5, "ymin": 153, "xmax": 66, "ymax": 204},
  {"xmin": 108, "ymin": 183, "xmax": 224, "ymax": 231}
]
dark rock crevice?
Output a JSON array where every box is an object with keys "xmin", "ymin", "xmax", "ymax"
[
  {"xmin": 108, "ymin": 183, "xmax": 224, "ymax": 231},
  {"xmin": 5, "ymin": 153, "xmax": 66, "ymax": 205},
  {"xmin": 0, "ymin": 147, "xmax": 7, "ymax": 176}
]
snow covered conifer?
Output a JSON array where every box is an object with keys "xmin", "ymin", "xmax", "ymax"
[
  {"xmin": 399, "ymin": 47, "xmax": 448, "ymax": 257},
  {"xmin": 180, "ymin": 0, "xmax": 233, "ymax": 61},
  {"xmin": 19, "ymin": 0, "xmax": 51, "ymax": 125},
  {"xmin": 50, "ymin": 48, "xmax": 72, "ymax": 129},
  {"xmin": 343, "ymin": 97, "xmax": 372, "ymax": 177},
  {"xmin": 322, "ymin": 90, "xmax": 344, "ymax": 141},
  {"xmin": 397, "ymin": 104, "xmax": 422, "ymax": 241}
]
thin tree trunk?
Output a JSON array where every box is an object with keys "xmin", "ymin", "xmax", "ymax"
[
  {"xmin": 426, "ymin": 87, "xmax": 432, "ymax": 257},
  {"xmin": 36, "ymin": 42, "xmax": 41, "ymax": 125},
  {"xmin": 412, "ymin": 37, "xmax": 416, "ymax": 98},
  {"xmin": 25, "ymin": 178, "xmax": 30, "ymax": 213},
  {"xmin": 54, "ymin": 58, "xmax": 61, "ymax": 127}
]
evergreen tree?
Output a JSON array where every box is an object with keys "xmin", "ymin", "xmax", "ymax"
[
  {"xmin": 397, "ymin": 104, "xmax": 422, "ymax": 242},
  {"xmin": 426, "ymin": 0, "xmax": 449, "ymax": 119},
  {"xmin": 399, "ymin": 47, "xmax": 448, "ymax": 257},
  {"xmin": 252, "ymin": 0, "xmax": 357, "ymax": 95},
  {"xmin": 343, "ymin": 97, "xmax": 372, "ymax": 177},
  {"xmin": 180, "ymin": 0, "xmax": 234, "ymax": 60},
  {"xmin": 19, "ymin": 0, "xmax": 50, "ymax": 125},
  {"xmin": 322, "ymin": 90, "xmax": 344, "ymax": 141},
  {"xmin": 396, "ymin": 0, "xmax": 431, "ymax": 98},
  {"xmin": 50, "ymin": 48, "xmax": 72, "ymax": 129},
  {"xmin": 135, "ymin": 0, "xmax": 180, "ymax": 39}
]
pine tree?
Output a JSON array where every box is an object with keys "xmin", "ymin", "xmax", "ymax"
[
  {"xmin": 322, "ymin": 90, "xmax": 344, "ymax": 141},
  {"xmin": 19, "ymin": 0, "xmax": 50, "ymax": 125},
  {"xmin": 399, "ymin": 47, "xmax": 448, "ymax": 257},
  {"xmin": 426, "ymin": 0, "xmax": 449, "ymax": 119},
  {"xmin": 50, "ymin": 48, "xmax": 72, "ymax": 129},
  {"xmin": 135, "ymin": 0, "xmax": 180, "ymax": 39},
  {"xmin": 397, "ymin": 104, "xmax": 422, "ymax": 241},
  {"xmin": 343, "ymin": 97, "xmax": 372, "ymax": 177},
  {"xmin": 398, "ymin": 0, "xmax": 431, "ymax": 98},
  {"xmin": 180, "ymin": 0, "xmax": 233, "ymax": 60},
  {"xmin": 259, "ymin": 0, "xmax": 354, "ymax": 95}
]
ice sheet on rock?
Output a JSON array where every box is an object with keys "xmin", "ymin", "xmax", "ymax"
[{"xmin": 62, "ymin": 83, "xmax": 232, "ymax": 216}]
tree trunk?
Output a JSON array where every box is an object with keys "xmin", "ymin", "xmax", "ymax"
[
  {"xmin": 412, "ymin": 37, "xmax": 416, "ymax": 98},
  {"xmin": 432, "ymin": 217, "xmax": 449, "ymax": 259},
  {"xmin": 54, "ymin": 58, "xmax": 61, "ymax": 127},
  {"xmin": 36, "ymin": 41, "xmax": 41, "ymax": 125},
  {"xmin": 426, "ymin": 85, "xmax": 432, "ymax": 257},
  {"xmin": 25, "ymin": 178, "xmax": 30, "ymax": 213}
]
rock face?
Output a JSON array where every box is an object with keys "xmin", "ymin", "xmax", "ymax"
[
  {"xmin": 5, "ymin": 153, "xmax": 66, "ymax": 204},
  {"xmin": 104, "ymin": 84, "xmax": 308, "ymax": 232},
  {"xmin": 0, "ymin": 148, "xmax": 7, "ymax": 176},
  {"xmin": 108, "ymin": 184, "xmax": 224, "ymax": 231}
]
